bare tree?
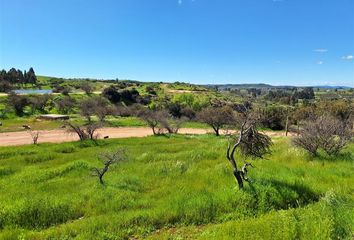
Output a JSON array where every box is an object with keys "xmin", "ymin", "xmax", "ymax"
[
  {"xmin": 160, "ymin": 116, "xmax": 187, "ymax": 134},
  {"xmin": 139, "ymin": 109, "xmax": 165, "ymax": 135},
  {"xmin": 66, "ymin": 122, "xmax": 101, "ymax": 141},
  {"xmin": 139, "ymin": 109, "xmax": 186, "ymax": 134},
  {"xmin": 80, "ymin": 98, "xmax": 96, "ymax": 122},
  {"xmin": 94, "ymin": 97, "xmax": 111, "ymax": 122},
  {"xmin": 293, "ymin": 115, "xmax": 353, "ymax": 156},
  {"xmin": 226, "ymin": 110, "xmax": 272, "ymax": 189},
  {"xmin": 86, "ymin": 123, "xmax": 102, "ymax": 140},
  {"xmin": 28, "ymin": 130, "xmax": 40, "ymax": 144},
  {"xmin": 93, "ymin": 148, "xmax": 126, "ymax": 184},
  {"xmin": 80, "ymin": 96, "xmax": 111, "ymax": 122},
  {"xmin": 197, "ymin": 106, "xmax": 235, "ymax": 136}
]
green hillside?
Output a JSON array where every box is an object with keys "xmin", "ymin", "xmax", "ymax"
[{"xmin": 0, "ymin": 135, "xmax": 353, "ymax": 239}]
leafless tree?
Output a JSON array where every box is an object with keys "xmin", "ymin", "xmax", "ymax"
[
  {"xmin": 66, "ymin": 122, "xmax": 101, "ymax": 141},
  {"xmin": 80, "ymin": 97, "xmax": 111, "ymax": 122},
  {"xmin": 160, "ymin": 116, "xmax": 187, "ymax": 134},
  {"xmin": 197, "ymin": 106, "xmax": 235, "ymax": 136},
  {"xmin": 115, "ymin": 104, "xmax": 144, "ymax": 117},
  {"xmin": 86, "ymin": 123, "xmax": 102, "ymax": 140},
  {"xmin": 94, "ymin": 97, "xmax": 112, "ymax": 122},
  {"xmin": 93, "ymin": 148, "xmax": 126, "ymax": 184},
  {"xmin": 293, "ymin": 115, "xmax": 353, "ymax": 156},
  {"xmin": 28, "ymin": 130, "xmax": 40, "ymax": 144},
  {"xmin": 80, "ymin": 98, "xmax": 96, "ymax": 122},
  {"xmin": 226, "ymin": 110, "xmax": 272, "ymax": 189},
  {"xmin": 139, "ymin": 109, "xmax": 186, "ymax": 134},
  {"xmin": 138, "ymin": 109, "xmax": 165, "ymax": 135}
]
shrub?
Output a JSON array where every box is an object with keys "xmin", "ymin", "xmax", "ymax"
[
  {"xmin": 29, "ymin": 94, "xmax": 51, "ymax": 113},
  {"xmin": 260, "ymin": 106, "xmax": 286, "ymax": 130},
  {"xmin": 293, "ymin": 115, "xmax": 353, "ymax": 156},
  {"xmin": 55, "ymin": 96, "xmax": 76, "ymax": 114},
  {"xmin": 7, "ymin": 92, "xmax": 29, "ymax": 116}
]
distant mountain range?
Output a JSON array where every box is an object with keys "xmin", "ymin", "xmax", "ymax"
[
  {"xmin": 205, "ymin": 84, "xmax": 353, "ymax": 89},
  {"xmin": 39, "ymin": 75, "xmax": 353, "ymax": 89}
]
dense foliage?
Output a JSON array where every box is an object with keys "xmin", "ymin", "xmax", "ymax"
[{"xmin": 0, "ymin": 67, "xmax": 37, "ymax": 91}]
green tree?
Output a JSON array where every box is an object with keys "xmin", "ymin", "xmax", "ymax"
[{"xmin": 27, "ymin": 67, "xmax": 37, "ymax": 85}]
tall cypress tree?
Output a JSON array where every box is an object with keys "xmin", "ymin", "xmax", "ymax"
[
  {"xmin": 8, "ymin": 68, "xmax": 18, "ymax": 84},
  {"xmin": 16, "ymin": 69, "xmax": 24, "ymax": 85},
  {"xmin": 27, "ymin": 67, "xmax": 37, "ymax": 85},
  {"xmin": 0, "ymin": 70, "xmax": 7, "ymax": 82},
  {"xmin": 23, "ymin": 70, "xmax": 28, "ymax": 84}
]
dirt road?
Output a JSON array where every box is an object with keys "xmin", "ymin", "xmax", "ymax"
[
  {"xmin": 0, "ymin": 127, "xmax": 209, "ymax": 146},
  {"xmin": 0, "ymin": 127, "xmax": 291, "ymax": 147}
]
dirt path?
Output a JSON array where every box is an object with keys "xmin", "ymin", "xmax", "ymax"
[
  {"xmin": 0, "ymin": 127, "xmax": 209, "ymax": 146},
  {"xmin": 0, "ymin": 127, "xmax": 291, "ymax": 146}
]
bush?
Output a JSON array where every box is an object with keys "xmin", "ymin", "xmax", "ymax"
[
  {"xmin": 30, "ymin": 94, "xmax": 51, "ymax": 113},
  {"xmin": 260, "ymin": 106, "xmax": 286, "ymax": 130},
  {"xmin": 293, "ymin": 116, "xmax": 353, "ymax": 156},
  {"xmin": 7, "ymin": 92, "xmax": 29, "ymax": 116},
  {"xmin": 55, "ymin": 96, "xmax": 76, "ymax": 114},
  {"xmin": 102, "ymin": 86, "xmax": 142, "ymax": 105}
]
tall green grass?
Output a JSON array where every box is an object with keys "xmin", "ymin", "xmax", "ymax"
[{"xmin": 0, "ymin": 135, "xmax": 352, "ymax": 239}]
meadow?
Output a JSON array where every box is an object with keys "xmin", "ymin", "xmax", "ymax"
[{"xmin": 0, "ymin": 134, "xmax": 353, "ymax": 239}]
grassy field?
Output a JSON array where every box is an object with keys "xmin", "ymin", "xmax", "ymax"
[{"xmin": 0, "ymin": 135, "xmax": 353, "ymax": 239}]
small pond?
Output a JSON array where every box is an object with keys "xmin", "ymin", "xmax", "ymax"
[{"xmin": 13, "ymin": 89, "xmax": 53, "ymax": 94}]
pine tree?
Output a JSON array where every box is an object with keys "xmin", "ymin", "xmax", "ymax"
[
  {"xmin": 8, "ymin": 68, "xmax": 18, "ymax": 84},
  {"xmin": 23, "ymin": 70, "xmax": 28, "ymax": 84},
  {"xmin": 16, "ymin": 69, "xmax": 24, "ymax": 85},
  {"xmin": 27, "ymin": 67, "xmax": 37, "ymax": 85}
]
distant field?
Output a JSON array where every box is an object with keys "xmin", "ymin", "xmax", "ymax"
[{"xmin": 0, "ymin": 135, "xmax": 352, "ymax": 239}]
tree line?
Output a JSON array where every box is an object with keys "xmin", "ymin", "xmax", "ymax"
[{"xmin": 0, "ymin": 67, "xmax": 37, "ymax": 92}]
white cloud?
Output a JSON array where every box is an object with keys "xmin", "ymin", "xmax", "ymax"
[
  {"xmin": 314, "ymin": 49, "xmax": 328, "ymax": 53},
  {"xmin": 342, "ymin": 55, "xmax": 353, "ymax": 60},
  {"xmin": 317, "ymin": 61, "xmax": 324, "ymax": 65},
  {"xmin": 273, "ymin": 0, "xmax": 284, "ymax": 2},
  {"xmin": 178, "ymin": 0, "xmax": 182, "ymax": 5}
]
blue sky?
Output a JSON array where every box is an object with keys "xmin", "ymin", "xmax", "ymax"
[{"xmin": 0, "ymin": 0, "xmax": 353, "ymax": 86}]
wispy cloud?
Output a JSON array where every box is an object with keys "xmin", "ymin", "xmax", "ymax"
[
  {"xmin": 342, "ymin": 55, "xmax": 353, "ymax": 60},
  {"xmin": 178, "ymin": 0, "xmax": 182, "ymax": 5},
  {"xmin": 314, "ymin": 49, "xmax": 328, "ymax": 53},
  {"xmin": 273, "ymin": 0, "xmax": 284, "ymax": 2},
  {"xmin": 317, "ymin": 61, "xmax": 324, "ymax": 65}
]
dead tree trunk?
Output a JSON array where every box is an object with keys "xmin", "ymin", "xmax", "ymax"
[
  {"xmin": 93, "ymin": 149, "xmax": 126, "ymax": 184},
  {"xmin": 226, "ymin": 122, "xmax": 251, "ymax": 189},
  {"xmin": 212, "ymin": 126, "xmax": 220, "ymax": 136},
  {"xmin": 226, "ymin": 117, "xmax": 264, "ymax": 189},
  {"xmin": 93, "ymin": 159, "xmax": 112, "ymax": 184}
]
